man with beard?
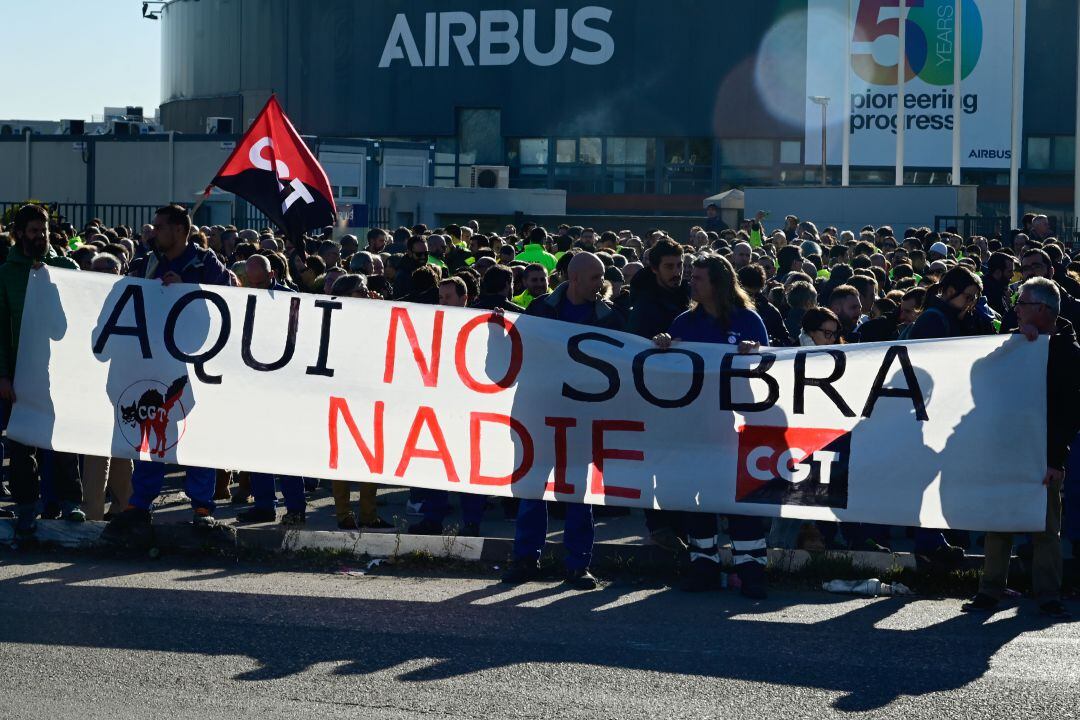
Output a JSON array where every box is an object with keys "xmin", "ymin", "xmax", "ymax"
[
  {"xmin": 0, "ymin": 205, "xmax": 82, "ymax": 533},
  {"xmin": 827, "ymin": 285, "xmax": 863, "ymax": 342}
]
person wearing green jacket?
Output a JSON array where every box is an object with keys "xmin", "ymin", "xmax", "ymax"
[
  {"xmin": 0, "ymin": 204, "xmax": 83, "ymax": 537},
  {"xmin": 512, "ymin": 263, "xmax": 550, "ymax": 309},
  {"xmin": 515, "ymin": 227, "xmax": 557, "ymax": 272}
]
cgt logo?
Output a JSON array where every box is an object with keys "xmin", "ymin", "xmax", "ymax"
[
  {"xmin": 116, "ymin": 377, "xmax": 189, "ymax": 458},
  {"xmin": 735, "ymin": 426, "xmax": 851, "ymax": 509}
]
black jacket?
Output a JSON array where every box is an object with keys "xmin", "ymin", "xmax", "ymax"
[
  {"xmin": 626, "ymin": 268, "xmax": 690, "ymax": 339},
  {"xmin": 527, "ymin": 282, "xmax": 625, "ymax": 331},
  {"xmin": 983, "ymin": 276, "xmax": 1011, "ymax": 317},
  {"xmin": 856, "ymin": 313, "xmax": 900, "ymax": 343},
  {"xmin": 1005, "ymin": 319, "xmax": 1080, "ymax": 470},
  {"xmin": 472, "ymin": 293, "xmax": 526, "ymax": 314},
  {"xmin": 754, "ymin": 293, "xmax": 792, "ymax": 346}
]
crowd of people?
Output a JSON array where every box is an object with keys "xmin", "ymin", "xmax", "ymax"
[{"xmin": 0, "ymin": 203, "xmax": 1078, "ymax": 615}]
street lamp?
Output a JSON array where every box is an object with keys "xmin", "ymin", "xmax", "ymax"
[{"xmin": 809, "ymin": 95, "xmax": 830, "ymax": 186}]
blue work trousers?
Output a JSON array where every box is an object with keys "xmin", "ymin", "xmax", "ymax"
[
  {"xmin": 129, "ymin": 461, "xmax": 215, "ymax": 513},
  {"xmin": 251, "ymin": 473, "xmax": 306, "ymax": 513},
  {"xmin": 514, "ymin": 499, "xmax": 593, "ymax": 571}
]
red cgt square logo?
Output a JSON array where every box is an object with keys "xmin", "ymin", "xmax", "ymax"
[{"xmin": 735, "ymin": 426, "xmax": 851, "ymax": 509}]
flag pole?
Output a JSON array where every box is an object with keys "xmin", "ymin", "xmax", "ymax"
[
  {"xmin": 895, "ymin": 0, "xmax": 906, "ymax": 187},
  {"xmin": 1009, "ymin": 0, "xmax": 1025, "ymax": 228},
  {"xmin": 951, "ymin": 0, "xmax": 962, "ymax": 187}
]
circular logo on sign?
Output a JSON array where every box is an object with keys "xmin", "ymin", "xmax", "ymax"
[{"xmin": 115, "ymin": 377, "xmax": 189, "ymax": 458}]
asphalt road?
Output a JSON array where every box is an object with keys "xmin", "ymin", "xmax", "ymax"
[{"xmin": 0, "ymin": 551, "xmax": 1077, "ymax": 720}]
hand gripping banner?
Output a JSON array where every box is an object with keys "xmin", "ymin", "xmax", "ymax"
[{"xmin": 9, "ymin": 269, "xmax": 1049, "ymax": 532}]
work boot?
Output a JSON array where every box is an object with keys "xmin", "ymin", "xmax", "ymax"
[
  {"xmin": 565, "ymin": 567, "xmax": 599, "ymax": 591},
  {"xmin": 501, "ymin": 558, "xmax": 541, "ymax": 584},
  {"xmin": 280, "ymin": 510, "xmax": 306, "ymax": 526},
  {"xmin": 0, "ymin": 507, "xmax": 14, "ymax": 519},
  {"xmin": 736, "ymin": 561, "xmax": 768, "ymax": 600},
  {"xmin": 62, "ymin": 502, "xmax": 86, "ymax": 523},
  {"xmin": 337, "ymin": 513, "xmax": 359, "ymax": 530},
  {"xmin": 960, "ymin": 593, "xmax": 999, "ymax": 613},
  {"xmin": 360, "ymin": 516, "xmax": 394, "ymax": 531},
  {"xmin": 13, "ymin": 505, "xmax": 37, "ymax": 539},
  {"xmin": 101, "ymin": 506, "xmax": 152, "ymax": 544},
  {"xmin": 681, "ymin": 558, "xmax": 723, "ymax": 593},
  {"xmin": 1038, "ymin": 600, "xmax": 1072, "ymax": 621},
  {"xmin": 236, "ymin": 507, "xmax": 277, "ymax": 524}
]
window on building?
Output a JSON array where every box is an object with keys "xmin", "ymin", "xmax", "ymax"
[
  {"xmin": 779, "ymin": 140, "xmax": 802, "ymax": 165},
  {"xmin": 434, "ymin": 137, "xmax": 458, "ymax": 188},
  {"xmin": 579, "ymin": 137, "xmax": 602, "ymax": 165},
  {"xmin": 663, "ymin": 138, "xmax": 713, "ymax": 193},
  {"xmin": 556, "ymin": 139, "xmax": 577, "ymax": 164},
  {"xmin": 1053, "ymin": 136, "xmax": 1075, "ymax": 171},
  {"xmin": 506, "ymin": 138, "xmax": 550, "ymax": 189},
  {"xmin": 605, "ymin": 138, "xmax": 655, "ymax": 193},
  {"xmin": 1027, "ymin": 137, "xmax": 1051, "ymax": 170}
]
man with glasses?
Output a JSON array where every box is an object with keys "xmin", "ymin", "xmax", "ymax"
[
  {"xmin": 392, "ymin": 235, "xmax": 432, "ymax": 299},
  {"xmin": 963, "ymin": 277, "xmax": 1080, "ymax": 620},
  {"xmin": 1001, "ymin": 249, "xmax": 1080, "ymax": 330}
]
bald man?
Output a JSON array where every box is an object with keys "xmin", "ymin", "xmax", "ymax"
[
  {"xmin": 503, "ymin": 251, "xmax": 625, "ymax": 590},
  {"xmin": 245, "ymin": 254, "xmax": 275, "ymax": 290}
]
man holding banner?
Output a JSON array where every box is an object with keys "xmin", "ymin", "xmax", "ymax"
[
  {"xmin": 963, "ymin": 278, "xmax": 1080, "ymax": 620},
  {"xmin": 0, "ymin": 204, "xmax": 83, "ymax": 537},
  {"xmin": 103, "ymin": 205, "xmax": 233, "ymax": 540},
  {"xmin": 502, "ymin": 252, "xmax": 624, "ymax": 590}
]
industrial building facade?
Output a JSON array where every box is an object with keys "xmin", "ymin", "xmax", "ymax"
[{"xmin": 153, "ymin": 0, "xmax": 1079, "ymax": 227}]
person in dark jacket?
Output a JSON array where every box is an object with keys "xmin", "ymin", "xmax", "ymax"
[
  {"xmin": 653, "ymin": 254, "xmax": 770, "ymax": 599},
  {"xmin": 524, "ymin": 254, "xmax": 625, "ymax": 333},
  {"xmin": 963, "ymin": 278, "xmax": 1080, "ymax": 620},
  {"xmin": 983, "ymin": 252, "xmax": 1015, "ymax": 317},
  {"xmin": 503, "ymin": 253, "xmax": 623, "ymax": 591},
  {"xmin": 737, "ymin": 263, "xmax": 791, "ymax": 346},
  {"xmin": 625, "ymin": 239, "xmax": 690, "ymax": 549},
  {"xmin": 392, "ymin": 236, "xmax": 433, "ymax": 299},
  {"xmin": 627, "ymin": 238, "xmax": 690, "ymax": 340},
  {"xmin": 469, "ymin": 264, "xmax": 526, "ymax": 313},
  {"xmin": 0, "ymin": 204, "xmax": 83, "ymax": 535},
  {"xmin": 104, "ymin": 205, "xmax": 232, "ymax": 544},
  {"xmin": 906, "ymin": 265, "xmax": 984, "ymax": 567},
  {"xmin": 233, "ymin": 255, "xmax": 308, "ymax": 526}
]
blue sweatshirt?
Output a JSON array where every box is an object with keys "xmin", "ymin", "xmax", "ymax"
[{"xmin": 668, "ymin": 306, "xmax": 770, "ymax": 346}]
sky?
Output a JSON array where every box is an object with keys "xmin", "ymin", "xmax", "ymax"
[{"xmin": 5, "ymin": 0, "xmax": 161, "ymax": 120}]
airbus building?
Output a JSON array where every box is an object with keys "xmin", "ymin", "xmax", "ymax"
[{"xmin": 156, "ymin": 0, "xmax": 1080, "ymax": 226}]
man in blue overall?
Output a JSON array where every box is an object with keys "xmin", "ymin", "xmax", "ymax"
[{"xmin": 503, "ymin": 252, "xmax": 624, "ymax": 590}]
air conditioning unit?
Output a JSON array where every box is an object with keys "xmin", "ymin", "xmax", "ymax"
[
  {"xmin": 126, "ymin": 106, "xmax": 144, "ymax": 121},
  {"xmin": 470, "ymin": 165, "xmax": 510, "ymax": 189},
  {"xmin": 61, "ymin": 119, "xmax": 85, "ymax": 136},
  {"xmin": 206, "ymin": 117, "xmax": 234, "ymax": 135},
  {"xmin": 110, "ymin": 120, "xmax": 135, "ymax": 136}
]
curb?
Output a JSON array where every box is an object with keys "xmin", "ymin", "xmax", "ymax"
[{"xmin": 0, "ymin": 519, "xmax": 980, "ymax": 573}]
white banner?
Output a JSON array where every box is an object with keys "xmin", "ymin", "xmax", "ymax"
[
  {"xmin": 9, "ymin": 269, "xmax": 1049, "ymax": 531},
  {"xmin": 806, "ymin": 0, "xmax": 1022, "ymax": 168}
]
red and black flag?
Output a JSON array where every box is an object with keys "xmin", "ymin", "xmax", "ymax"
[{"xmin": 205, "ymin": 95, "xmax": 336, "ymax": 238}]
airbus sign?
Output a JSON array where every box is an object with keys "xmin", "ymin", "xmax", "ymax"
[{"xmin": 378, "ymin": 7, "xmax": 615, "ymax": 68}]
